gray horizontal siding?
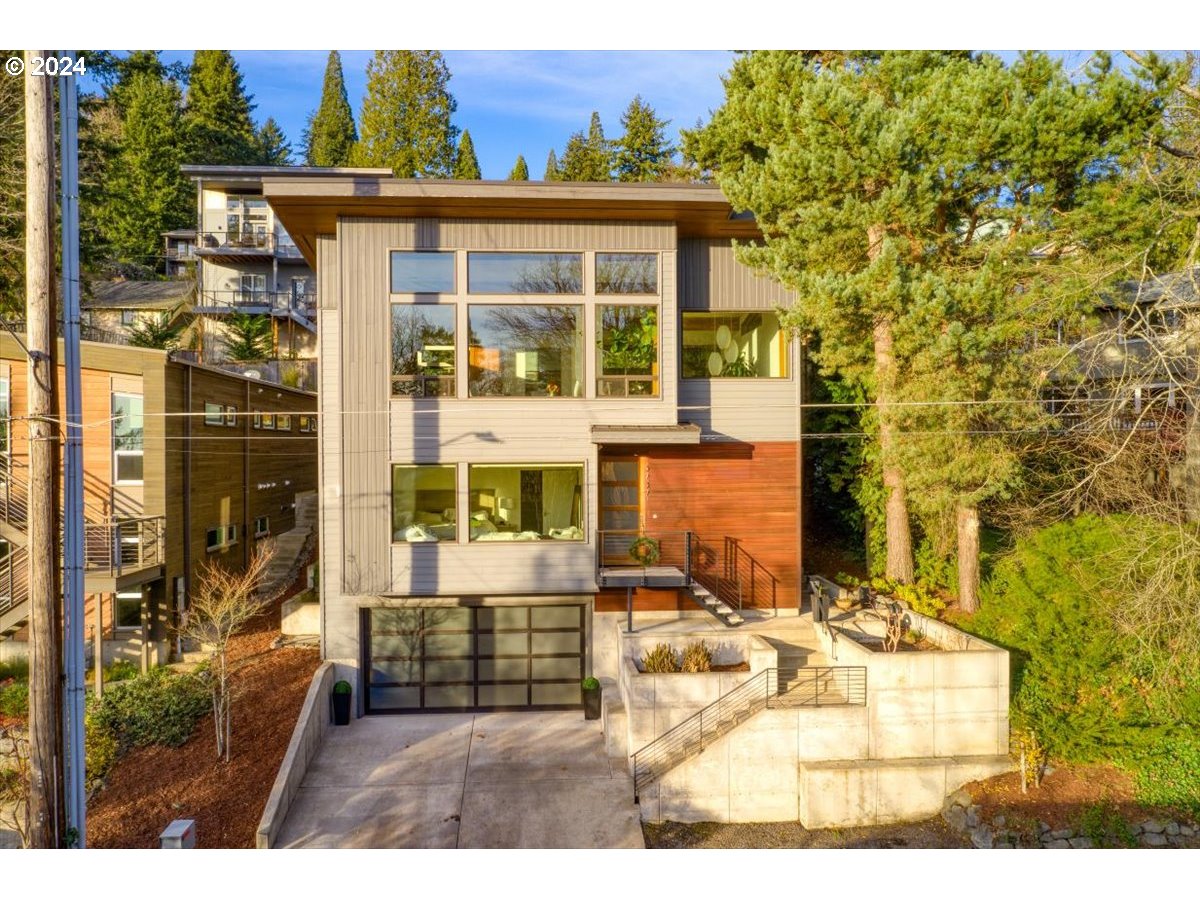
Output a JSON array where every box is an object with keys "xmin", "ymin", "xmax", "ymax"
[
  {"xmin": 678, "ymin": 342, "xmax": 803, "ymax": 442},
  {"xmin": 390, "ymin": 543, "xmax": 597, "ymax": 595},
  {"xmin": 679, "ymin": 238, "xmax": 795, "ymax": 310}
]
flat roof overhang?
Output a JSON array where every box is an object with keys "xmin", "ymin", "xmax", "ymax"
[
  {"xmin": 591, "ymin": 423, "xmax": 702, "ymax": 445},
  {"xmin": 262, "ymin": 178, "xmax": 764, "ymax": 266}
]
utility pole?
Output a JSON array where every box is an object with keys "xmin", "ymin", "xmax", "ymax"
[
  {"xmin": 24, "ymin": 49, "xmax": 65, "ymax": 849},
  {"xmin": 60, "ymin": 50, "xmax": 88, "ymax": 848}
]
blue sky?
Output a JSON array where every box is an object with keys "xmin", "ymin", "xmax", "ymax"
[{"xmin": 107, "ymin": 51, "xmax": 738, "ymax": 179}]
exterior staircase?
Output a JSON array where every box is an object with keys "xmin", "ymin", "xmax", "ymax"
[
  {"xmin": 631, "ymin": 663, "xmax": 867, "ymax": 799},
  {"xmin": 683, "ymin": 580, "xmax": 744, "ymax": 626},
  {"xmin": 258, "ymin": 490, "xmax": 318, "ymax": 598}
]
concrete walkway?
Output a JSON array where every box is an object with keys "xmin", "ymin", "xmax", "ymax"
[{"xmin": 275, "ymin": 711, "xmax": 644, "ymax": 849}]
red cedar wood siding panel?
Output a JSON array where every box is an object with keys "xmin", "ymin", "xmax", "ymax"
[{"xmin": 595, "ymin": 441, "xmax": 800, "ymax": 613}]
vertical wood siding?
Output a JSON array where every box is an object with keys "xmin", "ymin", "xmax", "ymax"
[{"xmin": 678, "ymin": 238, "xmax": 795, "ymax": 309}]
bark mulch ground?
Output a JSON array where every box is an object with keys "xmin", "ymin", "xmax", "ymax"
[
  {"xmin": 644, "ymin": 817, "xmax": 971, "ymax": 849},
  {"xmin": 964, "ymin": 763, "xmax": 1143, "ymax": 830},
  {"xmin": 87, "ymin": 594, "xmax": 320, "ymax": 849}
]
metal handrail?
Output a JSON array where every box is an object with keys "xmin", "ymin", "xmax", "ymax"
[
  {"xmin": 596, "ymin": 530, "xmax": 695, "ymax": 585},
  {"xmin": 0, "ymin": 546, "xmax": 29, "ymax": 617},
  {"xmin": 196, "ymin": 230, "xmax": 276, "ymax": 253},
  {"xmin": 631, "ymin": 664, "xmax": 868, "ymax": 798}
]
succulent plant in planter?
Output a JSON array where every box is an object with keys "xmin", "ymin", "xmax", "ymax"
[{"xmin": 581, "ymin": 676, "xmax": 602, "ymax": 720}]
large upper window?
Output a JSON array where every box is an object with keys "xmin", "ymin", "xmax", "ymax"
[
  {"xmin": 468, "ymin": 253, "xmax": 583, "ymax": 294},
  {"xmin": 468, "ymin": 305, "xmax": 584, "ymax": 398},
  {"xmin": 391, "ymin": 305, "xmax": 456, "ymax": 397},
  {"xmin": 596, "ymin": 253, "xmax": 658, "ymax": 295},
  {"xmin": 390, "ymin": 251, "xmax": 455, "ymax": 294},
  {"xmin": 392, "ymin": 464, "xmax": 457, "ymax": 543},
  {"xmin": 112, "ymin": 393, "xmax": 144, "ymax": 484},
  {"xmin": 681, "ymin": 311, "xmax": 789, "ymax": 378},
  {"xmin": 597, "ymin": 305, "xmax": 659, "ymax": 397},
  {"xmin": 468, "ymin": 464, "xmax": 583, "ymax": 541}
]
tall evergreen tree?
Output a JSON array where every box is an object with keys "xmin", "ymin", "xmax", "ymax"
[
  {"xmin": 687, "ymin": 50, "xmax": 1156, "ymax": 599},
  {"xmin": 614, "ymin": 95, "xmax": 675, "ymax": 182},
  {"xmin": 0, "ymin": 49, "xmax": 24, "ymax": 314},
  {"xmin": 351, "ymin": 51, "xmax": 458, "ymax": 177},
  {"xmin": 543, "ymin": 149, "xmax": 560, "ymax": 181},
  {"xmin": 102, "ymin": 71, "xmax": 193, "ymax": 264},
  {"xmin": 304, "ymin": 50, "xmax": 358, "ymax": 167},
  {"xmin": 256, "ymin": 117, "xmax": 292, "ymax": 165},
  {"xmin": 557, "ymin": 111, "xmax": 613, "ymax": 181},
  {"xmin": 508, "ymin": 155, "xmax": 529, "ymax": 180},
  {"xmin": 184, "ymin": 50, "xmax": 258, "ymax": 164},
  {"xmin": 453, "ymin": 129, "xmax": 481, "ymax": 179}
]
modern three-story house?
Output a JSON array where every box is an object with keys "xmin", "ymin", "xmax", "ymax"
[{"xmin": 265, "ymin": 178, "xmax": 802, "ymax": 715}]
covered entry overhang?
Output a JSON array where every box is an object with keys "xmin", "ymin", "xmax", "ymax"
[{"xmin": 590, "ymin": 423, "xmax": 701, "ymax": 445}]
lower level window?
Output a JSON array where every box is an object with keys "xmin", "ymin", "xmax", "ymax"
[
  {"xmin": 392, "ymin": 465, "xmax": 457, "ymax": 542},
  {"xmin": 254, "ymin": 516, "xmax": 270, "ymax": 538},
  {"xmin": 467, "ymin": 464, "xmax": 583, "ymax": 541},
  {"xmin": 206, "ymin": 524, "xmax": 238, "ymax": 552},
  {"xmin": 114, "ymin": 591, "xmax": 141, "ymax": 630}
]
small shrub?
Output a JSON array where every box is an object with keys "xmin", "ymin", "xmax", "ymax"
[
  {"xmin": 680, "ymin": 641, "xmax": 713, "ymax": 673},
  {"xmin": 1078, "ymin": 801, "xmax": 1137, "ymax": 848},
  {"xmin": 0, "ymin": 658, "xmax": 29, "ymax": 682},
  {"xmin": 0, "ymin": 680, "xmax": 29, "ymax": 719},
  {"xmin": 640, "ymin": 643, "xmax": 679, "ymax": 673},
  {"xmin": 84, "ymin": 708, "xmax": 119, "ymax": 794},
  {"xmin": 104, "ymin": 660, "xmax": 138, "ymax": 683},
  {"xmin": 581, "ymin": 676, "xmax": 600, "ymax": 691},
  {"xmin": 1130, "ymin": 734, "xmax": 1200, "ymax": 815},
  {"xmin": 90, "ymin": 667, "xmax": 210, "ymax": 750},
  {"xmin": 1011, "ymin": 727, "xmax": 1047, "ymax": 791},
  {"xmin": 869, "ymin": 576, "xmax": 946, "ymax": 618},
  {"xmin": 332, "ymin": 680, "xmax": 352, "ymax": 695}
]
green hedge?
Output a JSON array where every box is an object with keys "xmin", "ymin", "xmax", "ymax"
[{"xmin": 90, "ymin": 667, "xmax": 209, "ymax": 751}]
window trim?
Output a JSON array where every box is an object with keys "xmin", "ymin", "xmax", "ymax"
[
  {"xmin": 466, "ymin": 462, "xmax": 586, "ymax": 543},
  {"xmin": 277, "ymin": 414, "xmax": 292, "ymax": 431},
  {"xmin": 390, "ymin": 301, "xmax": 459, "ymax": 399},
  {"xmin": 595, "ymin": 302, "xmax": 661, "ymax": 399},
  {"xmin": 223, "ymin": 405, "xmax": 237, "ymax": 427},
  {"xmin": 113, "ymin": 590, "xmax": 143, "ymax": 632},
  {"xmin": 112, "ymin": 392, "xmax": 145, "ymax": 486},
  {"xmin": 254, "ymin": 515, "xmax": 270, "ymax": 539},
  {"xmin": 203, "ymin": 402, "xmax": 223, "ymax": 426},
  {"xmin": 389, "ymin": 250, "xmax": 457, "ymax": 296},
  {"xmin": 205, "ymin": 524, "xmax": 239, "ymax": 553},
  {"xmin": 391, "ymin": 463, "xmax": 459, "ymax": 545}
]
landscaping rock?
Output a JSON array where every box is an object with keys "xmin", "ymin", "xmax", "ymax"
[
  {"xmin": 946, "ymin": 788, "xmax": 972, "ymax": 809},
  {"xmin": 966, "ymin": 806, "xmax": 981, "ymax": 828},
  {"xmin": 1043, "ymin": 839, "xmax": 1071, "ymax": 849},
  {"xmin": 1142, "ymin": 819, "xmax": 1165, "ymax": 834},
  {"xmin": 1068, "ymin": 836, "xmax": 1093, "ymax": 849},
  {"xmin": 943, "ymin": 806, "xmax": 967, "ymax": 832},
  {"xmin": 1167, "ymin": 835, "xmax": 1183, "ymax": 847},
  {"xmin": 1039, "ymin": 820, "xmax": 1052, "ymax": 834},
  {"xmin": 1165, "ymin": 822, "xmax": 1180, "ymax": 836},
  {"xmin": 1130, "ymin": 824, "xmax": 1143, "ymax": 835},
  {"xmin": 970, "ymin": 826, "xmax": 994, "ymax": 849},
  {"xmin": 1142, "ymin": 833, "xmax": 1168, "ymax": 848},
  {"xmin": 993, "ymin": 815, "xmax": 1006, "ymax": 828},
  {"xmin": 1180, "ymin": 825, "xmax": 1195, "ymax": 838},
  {"xmin": 1049, "ymin": 828, "xmax": 1074, "ymax": 840}
]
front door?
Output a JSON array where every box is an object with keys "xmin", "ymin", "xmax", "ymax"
[{"xmin": 599, "ymin": 456, "xmax": 641, "ymax": 564}]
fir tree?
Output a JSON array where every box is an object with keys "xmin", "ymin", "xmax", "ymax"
[
  {"xmin": 453, "ymin": 129, "xmax": 481, "ymax": 179},
  {"xmin": 0, "ymin": 49, "xmax": 23, "ymax": 315},
  {"xmin": 351, "ymin": 51, "xmax": 458, "ymax": 177},
  {"xmin": 102, "ymin": 72, "xmax": 193, "ymax": 265},
  {"xmin": 256, "ymin": 117, "xmax": 292, "ymax": 165},
  {"xmin": 557, "ymin": 111, "xmax": 612, "ymax": 181},
  {"xmin": 614, "ymin": 95, "xmax": 675, "ymax": 182},
  {"xmin": 508, "ymin": 155, "xmax": 529, "ymax": 180},
  {"xmin": 222, "ymin": 313, "xmax": 274, "ymax": 361},
  {"xmin": 184, "ymin": 50, "xmax": 258, "ymax": 164},
  {"xmin": 543, "ymin": 149, "xmax": 560, "ymax": 181},
  {"xmin": 304, "ymin": 50, "xmax": 357, "ymax": 167}
]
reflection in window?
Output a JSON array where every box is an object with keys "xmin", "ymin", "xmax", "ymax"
[
  {"xmin": 115, "ymin": 591, "xmax": 142, "ymax": 630},
  {"xmin": 596, "ymin": 253, "xmax": 657, "ymax": 294},
  {"xmin": 468, "ymin": 464, "xmax": 583, "ymax": 541},
  {"xmin": 392, "ymin": 464, "xmax": 457, "ymax": 542},
  {"xmin": 597, "ymin": 305, "xmax": 658, "ymax": 397},
  {"xmin": 468, "ymin": 253, "xmax": 583, "ymax": 294},
  {"xmin": 0, "ymin": 377, "xmax": 8, "ymax": 455},
  {"xmin": 112, "ymin": 393, "xmax": 144, "ymax": 484},
  {"xmin": 391, "ymin": 305, "xmax": 456, "ymax": 397},
  {"xmin": 390, "ymin": 251, "xmax": 455, "ymax": 293},
  {"xmin": 681, "ymin": 311, "xmax": 789, "ymax": 378},
  {"xmin": 468, "ymin": 305, "xmax": 584, "ymax": 397}
]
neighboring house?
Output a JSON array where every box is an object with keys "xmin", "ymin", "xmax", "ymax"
[
  {"xmin": 182, "ymin": 165, "xmax": 392, "ymax": 388},
  {"xmin": 163, "ymin": 227, "xmax": 197, "ymax": 279},
  {"xmin": 81, "ymin": 278, "xmax": 194, "ymax": 344},
  {"xmin": 0, "ymin": 336, "xmax": 318, "ymax": 673},
  {"xmin": 265, "ymin": 177, "xmax": 803, "ymax": 715}
]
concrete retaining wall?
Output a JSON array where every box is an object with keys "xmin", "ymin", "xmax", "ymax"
[{"xmin": 256, "ymin": 660, "xmax": 335, "ymax": 849}]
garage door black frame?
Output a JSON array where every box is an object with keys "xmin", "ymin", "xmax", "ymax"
[{"xmin": 362, "ymin": 605, "xmax": 586, "ymax": 714}]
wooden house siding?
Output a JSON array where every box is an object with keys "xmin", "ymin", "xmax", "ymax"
[{"xmin": 678, "ymin": 238, "xmax": 795, "ymax": 310}]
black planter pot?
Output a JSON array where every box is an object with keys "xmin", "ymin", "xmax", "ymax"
[
  {"xmin": 332, "ymin": 691, "xmax": 352, "ymax": 726},
  {"xmin": 582, "ymin": 686, "xmax": 602, "ymax": 720}
]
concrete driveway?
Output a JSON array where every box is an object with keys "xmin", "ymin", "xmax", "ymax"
[{"xmin": 275, "ymin": 711, "xmax": 644, "ymax": 849}]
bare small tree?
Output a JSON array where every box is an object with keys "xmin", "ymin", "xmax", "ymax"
[
  {"xmin": 176, "ymin": 545, "xmax": 280, "ymax": 762},
  {"xmin": 0, "ymin": 722, "xmax": 30, "ymax": 848}
]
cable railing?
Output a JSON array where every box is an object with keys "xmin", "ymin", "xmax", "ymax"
[
  {"xmin": 196, "ymin": 230, "xmax": 277, "ymax": 253},
  {"xmin": 0, "ymin": 546, "xmax": 29, "ymax": 619},
  {"xmin": 196, "ymin": 290, "xmax": 318, "ymax": 320},
  {"xmin": 82, "ymin": 516, "xmax": 165, "ymax": 576},
  {"xmin": 631, "ymin": 665, "xmax": 868, "ymax": 798},
  {"xmin": 595, "ymin": 529, "xmax": 693, "ymax": 587}
]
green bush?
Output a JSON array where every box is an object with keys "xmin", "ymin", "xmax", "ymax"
[
  {"xmin": 869, "ymin": 576, "xmax": 946, "ymax": 618},
  {"xmin": 0, "ymin": 680, "xmax": 29, "ymax": 719},
  {"xmin": 90, "ymin": 667, "xmax": 209, "ymax": 750},
  {"xmin": 84, "ymin": 707, "xmax": 119, "ymax": 793},
  {"xmin": 581, "ymin": 676, "xmax": 600, "ymax": 691},
  {"xmin": 1130, "ymin": 734, "xmax": 1200, "ymax": 815},
  {"xmin": 104, "ymin": 660, "xmax": 139, "ymax": 683},
  {"xmin": 1078, "ymin": 801, "xmax": 1137, "ymax": 848},
  {"xmin": 0, "ymin": 658, "xmax": 29, "ymax": 682}
]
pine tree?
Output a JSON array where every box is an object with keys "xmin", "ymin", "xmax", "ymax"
[
  {"xmin": 351, "ymin": 51, "xmax": 458, "ymax": 177},
  {"xmin": 256, "ymin": 117, "xmax": 292, "ymax": 165},
  {"xmin": 508, "ymin": 155, "xmax": 529, "ymax": 180},
  {"xmin": 557, "ymin": 111, "xmax": 613, "ymax": 181},
  {"xmin": 543, "ymin": 149, "xmax": 560, "ymax": 181},
  {"xmin": 687, "ymin": 50, "xmax": 1156, "ymax": 600},
  {"xmin": 615, "ymin": 95, "xmax": 675, "ymax": 182},
  {"xmin": 304, "ymin": 50, "xmax": 358, "ymax": 167},
  {"xmin": 0, "ymin": 49, "xmax": 24, "ymax": 315},
  {"xmin": 184, "ymin": 50, "xmax": 258, "ymax": 164},
  {"xmin": 453, "ymin": 129, "xmax": 481, "ymax": 179},
  {"xmin": 102, "ymin": 71, "xmax": 193, "ymax": 265}
]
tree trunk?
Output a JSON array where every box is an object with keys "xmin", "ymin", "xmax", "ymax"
[
  {"xmin": 873, "ymin": 317, "xmax": 915, "ymax": 583},
  {"xmin": 956, "ymin": 503, "xmax": 981, "ymax": 614},
  {"xmin": 24, "ymin": 52, "xmax": 64, "ymax": 850}
]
